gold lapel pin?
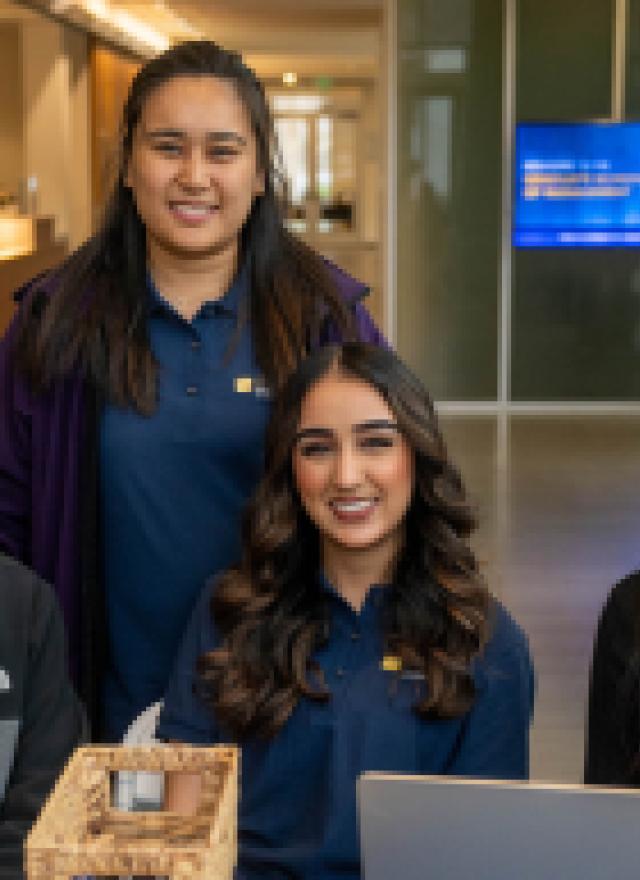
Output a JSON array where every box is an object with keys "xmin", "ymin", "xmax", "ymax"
[
  {"xmin": 381, "ymin": 655, "xmax": 403, "ymax": 673},
  {"xmin": 234, "ymin": 377, "xmax": 253, "ymax": 393}
]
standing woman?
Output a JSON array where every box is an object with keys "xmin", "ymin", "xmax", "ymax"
[
  {"xmin": 0, "ymin": 41, "xmax": 383, "ymax": 740},
  {"xmin": 159, "ymin": 343, "xmax": 533, "ymax": 878}
]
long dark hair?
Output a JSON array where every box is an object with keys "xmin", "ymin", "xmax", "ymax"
[
  {"xmin": 198, "ymin": 343, "xmax": 490, "ymax": 738},
  {"xmin": 14, "ymin": 40, "xmax": 355, "ymax": 411}
]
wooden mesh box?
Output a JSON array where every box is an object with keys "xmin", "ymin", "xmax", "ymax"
[{"xmin": 26, "ymin": 744, "xmax": 238, "ymax": 880}]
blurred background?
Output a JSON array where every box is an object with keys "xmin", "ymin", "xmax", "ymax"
[{"xmin": 2, "ymin": 0, "xmax": 640, "ymax": 782}]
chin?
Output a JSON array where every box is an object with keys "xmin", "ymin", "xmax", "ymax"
[
  {"xmin": 329, "ymin": 531, "xmax": 386, "ymax": 551},
  {"xmin": 157, "ymin": 233, "xmax": 235, "ymax": 259}
]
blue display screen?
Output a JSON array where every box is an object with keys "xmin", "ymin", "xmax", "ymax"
[{"xmin": 514, "ymin": 122, "xmax": 640, "ymax": 247}]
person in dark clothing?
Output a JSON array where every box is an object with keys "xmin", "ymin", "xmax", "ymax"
[
  {"xmin": 0, "ymin": 40, "xmax": 384, "ymax": 739},
  {"xmin": 0, "ymin": 554, "xmax": 85, "ymax": 879},
  {"xmin": 585, "ymin": 571, "xmax": 640, "ymax": 785},
  {"xmin": 160, "ymin": 344, "xmax": 533, "ymax": 879}
]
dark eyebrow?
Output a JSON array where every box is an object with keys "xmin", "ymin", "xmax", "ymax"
[
  {"xmin": 145, "ymin": 128, "xmax": 247, "ymax": 146},
  {"xmin": 295, "ymin": 420, "xmax": 399, "ymax": 442},
  {"xmin": 295, "ymin": 427, "xmax": 333, "ymax": 442},
  {"xmin": 353, "ymin": 420, "xmax": 400, "ymax": 433}
]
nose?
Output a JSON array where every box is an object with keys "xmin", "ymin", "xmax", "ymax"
[
  {"xmin": 177, "ymin": 146, "xmax": 209, "ymax": 190},
  {"xmin": 333, "ymin": 443, "xmax": 363, "ymax": 489}
]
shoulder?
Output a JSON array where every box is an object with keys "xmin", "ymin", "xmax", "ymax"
[
  {"xmin": 0, "ymin": 554, "xmax": 59, "ymax": 631},
  {"xmin": 598, "ymin": 571, "xmax": 640, "ymax": 629},
  {"xmin": 591, "ymin": 571, "xmax": 640, "ymax": 662},
  {"xmin": 2, "ymin": 268, "xmax": 60, "ymax": 356},
  {"xmin": 320, "ymin": 259, "xmax": 388, "ymax": 347},
  {"xmin": 322, "ymin": 258, "xmax": 369, "ymax": 304},
  {"xmin": 0, "ymin": 556, "xmax": 62, "ymax": 691},
  {"xmin": 12, "ymin": 267, "xmax": 60, "ymax": 306},
  {"xmin": 476, "ymin": 598, "xmax": 533, "ymax": 686},
  {"xmin": 0, "ymin": 554, "xmax": 44, "ymax": 616}
]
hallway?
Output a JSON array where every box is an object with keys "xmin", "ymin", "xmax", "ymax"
[{"xmin": 440, "ymin": 415, "xmax": 640, "ymax": 782}]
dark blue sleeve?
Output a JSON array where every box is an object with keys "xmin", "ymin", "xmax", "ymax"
[
  {"xmin": 157, "ymin": 580, "xmax": 221, "ymax": 745},
  {"xmin": 447, "ymin": 602, "xmax": 535, "ymax": 780}
]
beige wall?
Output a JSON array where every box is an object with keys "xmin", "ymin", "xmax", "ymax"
[
  {"xmin": 359, "ymin": 80, "xmax": 382, "ymax": 244},
  {"xmin": 65, "ymin": 26, "xmax": 91, "ymax": 249},
  {"xmin": 0, "ymin": 23, "xmax": 23, "ymax": 201},
  {"xmin": 22, "ymin": 17, "xmax": 90, "ymax": 249}
]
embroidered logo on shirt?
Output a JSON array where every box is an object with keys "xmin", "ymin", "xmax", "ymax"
[
  {"xmin": 381, "ymin": 655, "xmax": 403, "ymax": 673},
  {"xmin": 0, "ymin": 668, "xmax": 11, "ymax": 692},
  {"xmin": 234, "ymin": 376, "xmax": 253, "ymax": 393},
  {"xmin": 234, "ymin": 376, "xmax": 271, "ymax": 398}
]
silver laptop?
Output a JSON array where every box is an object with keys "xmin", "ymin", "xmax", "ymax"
[{"xmin": 358, "ymin": 774, "xmax": 640, "ymax": 880}]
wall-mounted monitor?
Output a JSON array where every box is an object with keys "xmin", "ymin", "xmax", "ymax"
[{"xmin": 513, "ymin": 122, "xmax": 640, "ymax": 247}]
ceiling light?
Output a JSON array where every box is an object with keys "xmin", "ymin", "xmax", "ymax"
[
  {"xmin": 59, "ymin": 0, "xmax": 169, "ymax": 54},
  {"xmin": 282, "ymin": 72, "xmax": 298, "ymax": 87}
]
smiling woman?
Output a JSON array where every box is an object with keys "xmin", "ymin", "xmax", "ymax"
[
  {"xmin": 125, "ymin": 75, "xmax": 265, "ymax": 317},
  {"xmin": 0, "ymin": 41, "xmax": 385, "ymax": 742},
  {"xmin": 293, "ymin": 370, "xmax": 414, "ymax": 610},
  {"xmin": 158, "ymin": 343, "xmax": 534, "ymax": 880}
]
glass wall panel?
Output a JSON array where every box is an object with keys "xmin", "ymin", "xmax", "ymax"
[
  {"xmin": 396, "ymin": 0, "xmax": 502, "ymax": 400},
  {"xmin": 511, "ymin": 0, "xmax": 640, "ymax": 400},
  {"xmin": 626, "ymin": 0, "xmax": 640, "ymax": 118}
]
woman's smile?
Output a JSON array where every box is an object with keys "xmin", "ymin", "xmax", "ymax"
[{"xmin": 293, "ymin": 371, "xmax": 414, "ymax": 557}]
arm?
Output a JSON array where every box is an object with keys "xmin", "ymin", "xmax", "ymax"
[
  {"xmin": 0, "ymin": 576, "xmax": 85, "ymax": 879},
  {"xmin": 585, "ymin": 576, "xmax": 640, "ymax": 785},
  {"xmin": 0, "ymin": 315, "xmax": 31, "ymax": 562},
  {"xmin": 446, "ymin": 604, "xmax": 535, "ymax": 780},
  {"xmin": 158, "ymin": 583, "xmax": 220, "ymax": 817}
]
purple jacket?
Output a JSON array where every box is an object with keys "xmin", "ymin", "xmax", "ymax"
[{"xmin": 0, "ymin": 265, "xmax": 385, "ymax": 726}]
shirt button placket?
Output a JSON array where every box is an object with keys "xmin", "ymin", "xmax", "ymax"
[{"xmin": 187, "ymin": 329, "xmax": 202, "ymax": 396}]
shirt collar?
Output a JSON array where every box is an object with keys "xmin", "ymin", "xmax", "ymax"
[
  {"xmin": 319, "ymin": 572, "xmax": 388, "ymax": 611},
  {"xmin": 146, "ymin": 259, "xmax": 250, "ymax": 319}
]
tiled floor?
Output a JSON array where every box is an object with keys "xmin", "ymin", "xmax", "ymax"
[{"xmin": 439, "ymin": 415, "xmax": 640, "ymax": 783}]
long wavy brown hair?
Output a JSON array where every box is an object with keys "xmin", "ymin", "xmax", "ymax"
[
  {"xmin": 197, "ymin": 343, "xmax": 491, "ymax": 738},
  {"xmin": 13, "ymin": 40, "xmax": 354, "ymax": 410}
]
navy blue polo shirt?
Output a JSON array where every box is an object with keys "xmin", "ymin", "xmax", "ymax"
[
  {"xmin": 158, "ymin": 578, "xmax": 534, "ymax": 880},
  {"xmin": 100, "ymin": 265, "xmax": 270, "ymax": 741}
]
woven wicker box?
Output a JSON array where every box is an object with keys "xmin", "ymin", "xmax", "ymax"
[{"xmin": 26, "ymin": 744, "xmax": 238, "ymax": 879}]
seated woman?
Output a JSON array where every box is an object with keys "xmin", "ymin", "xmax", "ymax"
[
  {"xmin": 585, "ymin": 572, "xmax": 640, "ymax": 785},
  {"xmin": 158, "ymin": 343, "xmax": 534, "ymax": 878}
]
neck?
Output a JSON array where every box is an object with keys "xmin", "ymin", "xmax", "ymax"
[
  {"xmin": 147, "ymin": 237, "xmax": 240, "ymax": 320},
  {"xmin": 322, "ymin": 534, "xmax": 401, "ymax": 613}
]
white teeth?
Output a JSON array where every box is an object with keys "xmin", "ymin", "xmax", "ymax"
[
  {"xmin": 332, "ymin": 500, "xmax": 375, "ymax": 513},
  {"xmin": 172, "ymin": 204, "xmax": 211, "ymax": 217}
]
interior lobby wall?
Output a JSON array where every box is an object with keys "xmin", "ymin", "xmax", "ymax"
[
  {"xmin": 65, "ymin": 25, "xmax": 91, "ymax": 249},
  {"xmin": 22, "ymin": 16, "xmax": 91, "ymax": 248},
  {"xmin": 0, "ymin": 22, "xmax": 23, "ymax": 201},
  {"xmin": 90, "ymin": 41, "xmax": 140, "ymax": 220},
  {"xmin": 22, "ymin": 18, "xmax": 71, "ymax": 239}
]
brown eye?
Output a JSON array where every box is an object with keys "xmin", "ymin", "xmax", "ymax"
[
  {"xmin": 360, "ymin": 435, "xmax": 395, "ymax": 449},
  {"xmin": 207, "ymin": 146, "xmax": 238, "ymax": 160},
  {"xmin": 299, "ymin": 442, "xmax": 331, "ymax": 457},
  {"xmin": 154, "ymin": 141, "xmax": 181, "ymax": 155}
]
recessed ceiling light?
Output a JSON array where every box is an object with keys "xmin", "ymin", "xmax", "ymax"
[{"xmin": 282, "ymin": 72, "xmax": 298, "ymax": 86}]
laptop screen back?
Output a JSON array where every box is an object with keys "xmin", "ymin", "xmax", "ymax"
[{"xmin": 359, "ymin": 775, "xmax": 640, "ymax": 880}]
